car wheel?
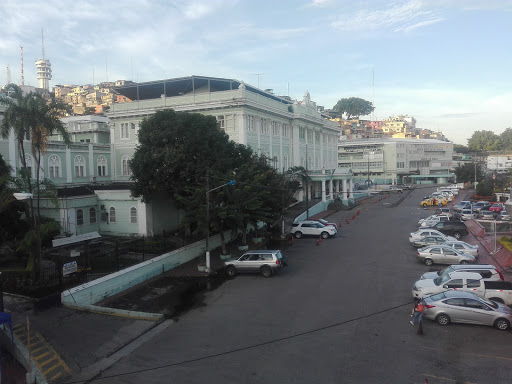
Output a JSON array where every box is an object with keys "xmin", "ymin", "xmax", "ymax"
[
  {"xmin": 460, "ymin": 260, "xmax": 469, "ymax": 265},
  {"xmin": 494, "ymin": 318, "xmax": 510, "ymax": 331},
  {"xmin": 425, "ymin": 258, "xmax": 434, "ymax": 266},
  {"xmin": 260, "ymin": 266, "xmax": 272, "ymax": 278},
  {"xmin": 436, "ymin": 313, "xmax": 451, "ymax": 326},
  {"xmin": 422, "ymin": 203, "xmax": 427, "ymax": 207},
  {"xmin": 294, "ymin": 231, "xmax": 303, "ymax": 239},
  {"xmin": 226, "ymin": 266, "xmax": 237, "ymax": 278},
  {"xmin": 453, "ymin": 231, "xmax": 462, "ymax": 239},
  {"xmin": 321, "ymin": 231, "xmax": 329, "ymax": 239}
]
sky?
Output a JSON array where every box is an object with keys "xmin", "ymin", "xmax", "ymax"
[{"xmin": 1, "ymin": 0, "xmax": 511, "ymax": 145}]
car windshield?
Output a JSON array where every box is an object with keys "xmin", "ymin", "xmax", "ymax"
[
  {"xmin": 434, "ymin": 273, "xmax": 453, "ymax": 286},
  {"xmin": 437, "ymin": 266, "xmax": 456, "ymax": 278}
]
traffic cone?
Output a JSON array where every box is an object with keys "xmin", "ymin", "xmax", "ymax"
[
  {"xmin": 357, "ymin": 208, "xmax": 360, "ymax": 215},
  {"xmin": 346, "ymin": 218, "xmax": 350, "ymax": 224},
  {"xmin": 315, "ymin": 237, "xmax": 321, "ymax": 246},
  {"xmin": 417, "ymin": 321, "xmax": 424, "ymax": 335},
  {"xmin": 352, "ymin": 214, "xmax": 356, "ymax": 220},
  {"xmin": 291, "ymin": 237, "xmax": 295, "ymax": 245}
]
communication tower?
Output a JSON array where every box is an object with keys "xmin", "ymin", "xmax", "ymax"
[{"xmin": 35, "ymin": 29, "xmax": 52, "ymax": 91}]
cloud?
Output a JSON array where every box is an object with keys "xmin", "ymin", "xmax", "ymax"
[
  {"xmin": 437, "ymin": 112, "xmax": 481, "ymax": 118},
  {"xmin": 330, "ymin": 0, "xmax": 443, "ymax": 33},
  {"xmin": 307, "ymin": 0, "xmax": 333, "ymax": 8}
]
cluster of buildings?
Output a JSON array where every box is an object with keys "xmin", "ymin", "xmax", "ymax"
[{"xmin": 0, "ymin": 48, "xmax": 457, "ymax": 239}]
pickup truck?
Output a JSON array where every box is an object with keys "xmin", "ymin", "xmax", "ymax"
[
  {"xmin": 412, "ymin": 271, "xmax": 512, "ymax": 305},
  {"xmin": 386, "ymin": 186, "xmax": 403, "ymax": 193}
]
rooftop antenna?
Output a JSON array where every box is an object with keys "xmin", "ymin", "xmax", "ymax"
[
  {"xmin": 250, "ymin": 73, "xmax": 263, "ymax": 88},
  {"xmin": 20, "ymin": 46, "xmax": 25, "ymax": 85},
  {"xmin": 41, "ymin": 28, "xmax": 45, "ymax": 59},
  {"xmin": 6, "ymin": 64, "xmax": 11, "ymax": 85}
]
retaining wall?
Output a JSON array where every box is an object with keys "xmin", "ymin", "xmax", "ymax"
[{"xmin": 61, "ymin": 230, "xmax": 234, "ymax": 306}]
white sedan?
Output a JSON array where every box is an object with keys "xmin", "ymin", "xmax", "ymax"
[{"xmin": 409, "ymin": 229, "xmax": 456, "ymax": 243}]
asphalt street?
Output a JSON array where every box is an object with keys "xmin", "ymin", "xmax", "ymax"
[{"xmin": 81, "ymin": 187, "xmax": 512, "ymax": 384}]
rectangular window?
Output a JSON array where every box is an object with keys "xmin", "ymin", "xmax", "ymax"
[
  {"xmin": 282, "ymin": 124, "xmax": 289, "ymax": 137},
  {"xmin": 75, "ymin": 165, "xmax": 84, "ymax": 177},
  {"xmin": 217, "ymin": 116, "xmax": 225, "ymax": 130},
  {"xmin": 272, "ymin": 122, "xmax": 280, "ymax": 136},
  {"xmin": 299, "ymin": 127, "xmax": 305, "ymax": 140},
  {"xmin": 98, "ymin": 165, "xmax": 106, "ymax": 176}
]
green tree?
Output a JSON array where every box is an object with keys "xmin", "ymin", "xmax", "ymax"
[
  {"xmin": 454, "ymin": 162, "xmax": 483, "ymax": 184},
  {"xmin": 467, "ymin": 130, "xmax": 501, "ymax": 151},
  {"xmin": 499, "ymin": 128, "xmax": 512, "ymax": 151},
  {"xmin": 130, "ymin": 109, "xmax": 295, "ymax": 252},
  {"xmin": 332, "ymin": 97, "xmax": 374, "ymax": 120},
  {"xmin": 453, "ymin": 144, "xmax": 470, "ymax": 153}
]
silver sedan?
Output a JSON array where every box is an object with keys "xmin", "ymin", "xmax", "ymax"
[
  {"xmin": 443, "ymin": 241, "xmax": 479, "ymax": 257},
  {"xmin": 412, "ymin": 235, "xmax": 450, "ymax": 248},
  {"xmin": 416, "ymin": 245, "xmax": 476, "ymax": 266},
  {"xmin": 423, "ymin": 291, "xmax": 512, "ymax": 330}
]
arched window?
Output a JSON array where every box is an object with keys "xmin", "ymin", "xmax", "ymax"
[
  {"xmin": 121, "ymin": 156, "xmax": 132, "ymax": 176},
  {"xmin": 48, "ymin": 155, "xmax": 61, "ymax": 178},
  {"xmin": 97, "ymin": 156, "xmax": 108, "ymax": 176},
  {"xmin": 77, "ymin": 209, "xmax": 84, "ymax": 225},
  {"xmin": 109, "ymin": 207, "xmax": 116, "ymax": 223},
  {"xmin": 74, "ymin": 155, "xmax": 86, "ymax": 177},
  {"xmin": 130, "ymin": 207, "xmax": 137, "ymax": 223},
  {"xmin": 24, "ymin": 155, "xmax": 34, "ymax": 178},
  {"xmin": 89, "ymin": 207, "xmax": 97, "ymax": 224}
]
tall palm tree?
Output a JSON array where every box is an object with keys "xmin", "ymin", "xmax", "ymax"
[{"xmin": 1, "ymin": 83, "xmax": 70, "ymax": 279}]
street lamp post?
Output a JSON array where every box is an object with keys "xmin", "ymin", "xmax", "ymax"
[{"xmin": 205, "ymin": 179, "xmax": 236, "ymax": 273}]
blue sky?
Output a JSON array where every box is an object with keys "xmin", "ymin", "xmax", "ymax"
[{"xmin": 1, "ymin": 0, "xmax": 511, "ymax": 145}]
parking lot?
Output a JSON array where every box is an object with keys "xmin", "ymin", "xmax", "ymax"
[{"xmin": 87, "ymin": 186, "xmax": 512, "ymax": 384}]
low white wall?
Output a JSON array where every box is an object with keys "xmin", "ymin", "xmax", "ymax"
[{"xmin": 61, "ymin": 231, "xmax": 233, "ymax": 306}]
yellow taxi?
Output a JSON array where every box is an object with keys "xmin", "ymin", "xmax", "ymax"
[{"xmin": 420, "ymin": 197, "xmax": 447, "ymax": 207}]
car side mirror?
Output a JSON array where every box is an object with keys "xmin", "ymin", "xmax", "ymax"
[{"xmin": 443, "ymin": 285, "xmax": 449, "ymax": 289}]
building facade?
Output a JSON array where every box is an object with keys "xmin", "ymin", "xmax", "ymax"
[{"xmin": 338, "ymin": 138, "xmax": 454, "ymax": 185}]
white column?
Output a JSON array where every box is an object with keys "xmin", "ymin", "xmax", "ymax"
[
  {"xmin": 138, "ymin": 199, "xmax": 148, "ymax": 236},
  {"xmin": 329, "ymin": 178, "xmax": 334, "ymax": 198},
  {"xmin": 292, "ymin": 124, "xmax": 300, "ymax": 167},
  {"xmin": 88, "ymin": 143, "xmax": 94, "ymax": 179},
  {"xmin": 349, "ymin": 179, "xmax": 354, "ymax": 198},
  {"xmin": 321, "ymin": 180, "xmax": 326, "ymax": 201},
  {"xmin": 342, "ymin": 179, "xmax": 348, "ymax": 200},
  {"xmin": 66, "ymin": 147, "xmax": 72, "ymax": 183},
  {"xmin": 238, "ymin": 114, "xmax": 247, "ymax": 145}
]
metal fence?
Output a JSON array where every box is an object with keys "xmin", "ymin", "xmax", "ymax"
[{"xmin": 2, "ymin": 234, "xmax": 191, "ymax": 298}]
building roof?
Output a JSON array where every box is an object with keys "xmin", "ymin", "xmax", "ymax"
[
  {"xmin": 339, "ymin": 138, "xmax": 452, "ymax": 146},
  {"xmin": 112, "ymin": 75, "xmax": 293, "ymax": 105}
]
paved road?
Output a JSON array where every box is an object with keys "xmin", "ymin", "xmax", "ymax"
[{"xmin": 85, "ymin": 187, "xmax": 512, "ymax": 384}]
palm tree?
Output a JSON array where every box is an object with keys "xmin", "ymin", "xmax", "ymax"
[{"xmin": 0, "ymin": 83, "xmax": 70, "ymax": 279}]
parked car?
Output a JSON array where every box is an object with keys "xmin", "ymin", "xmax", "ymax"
[
  {"xmin": 419, "ymin": 263, "xmax": 503, "ymax": 281},
  {"xmin": 489, "ymin": 203, "xmax": 505, "ymax": 213},
  {"xmin": 225, "ymin": 250, "xmax": 287, "ymax": 278},
  {"xmin": 454, "ymin": 209, "xmax": 476, "ymax": 221},
  {"xmin": 480, "ymin": 210, "xmax": 498, "ymax": 220},
  {"xmin": 397, "ymin": 183, "xmax": 412, "ymax": 190},
  {"xmin": 416, "ymin": 245, "xmax": 475, "ymax": 266},
  {"xmin": 290, "ymin": 220, "xmax": 337, "ymax": 239},
  {"xmin": 422, "ymin": 291, "xmax": 512, "ymax": 330},
  {"xmin": 412, "ymin": 235, "xmax": 453, "ymax": 248},
  {"xmin": 409, "ymin": 229, "xmax": 456, "ymax": 244},
  {"xmin": 435, "ymin": 207, "xmax": 453, "ymax": 219},
  {"xmin": 422, "ymin": 221, "xmax": 469, "ymax": 239},
  {"xmin": 420, "ymin": 197, "xmax": 447, "ymax": 207},
  {"xmin": 472, "ymin": 201, "xmax": 491, "ymax": 213},
  {"xmin": 315, "ymin": 218, "xmax": 338, "ymax": 229},
  {"xmin": 501, "ymin": 209, "xmax": 511, "ymax": 221},
  {"xmin": 420, "ymin": 215, "xmax": 451, "ymax": 227},
  {"xmin": 443, "ymin": 240, "xmax": 479, "ymax": 257},
  {"xmin": 386, "ymin": 186, "xmax": 403, "ymax": 193},
  {"xmin": 453, "ymin": 201, "xmax": 472, "ymax": 212}
]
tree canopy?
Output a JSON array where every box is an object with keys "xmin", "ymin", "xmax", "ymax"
[
  {"xmin": 332, "ymin": 97, "xmax": 374, "ymax": 120},
  {"xmin": 466, "ymin": 129, "xmax": 512, "ymax": 151},
  {"xmin": 130, "ymin": 109, "xmax": 299, "ymax": 248}
]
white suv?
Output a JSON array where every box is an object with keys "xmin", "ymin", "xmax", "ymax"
[{"xmin": 290, "ymin": 220, "xmax": 337, "ymax": 239}]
